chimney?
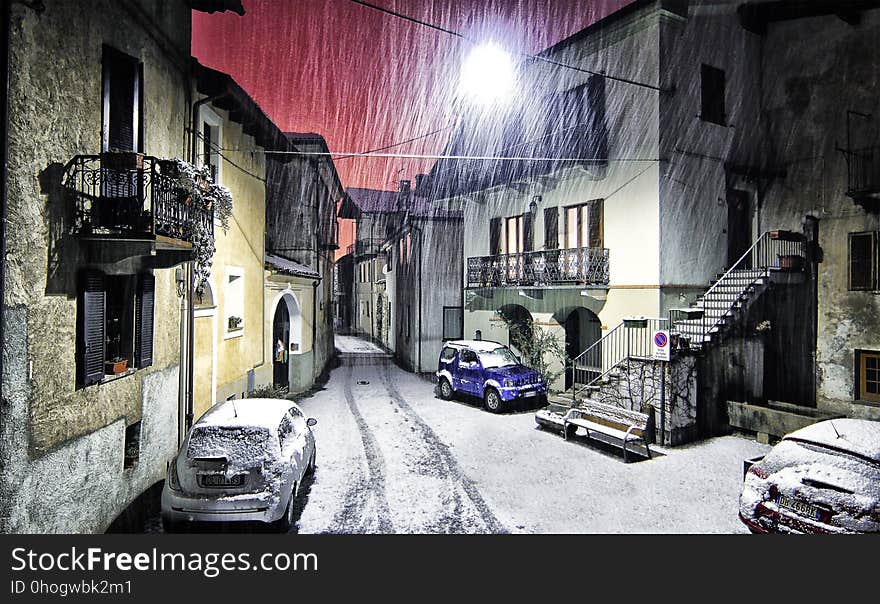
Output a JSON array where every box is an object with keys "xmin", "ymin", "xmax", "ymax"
[{"xmin": 398, "ymin": 179, "xmax": 411, "ymax": 212}]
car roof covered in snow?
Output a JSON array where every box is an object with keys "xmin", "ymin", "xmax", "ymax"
[
  {"xmin": 444, "ymin": 340, "xmax": 508, "ymax": 352},
  {"xmin": 194, "ymin": 398, "xmax": 295, "ymax": 431},
  {"xmin": 783, "ymin": 418, "xmax": 880, "ymax": 462}
]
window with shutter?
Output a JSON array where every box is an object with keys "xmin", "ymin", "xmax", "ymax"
[
  {"xmin": 79, "ymin": 271, "xmax": 107, "ymax": 386},
  {"xmin": 544, "ymin": 207, "xmax": 558, "ymax": 250},
  {"xmin": 102, "ymin": 46, "xmax": 143, "ymax": 153},
  {"xmin": 563, "ymin": 200, "xmax": 603, "ymax": 248},
  {"xmin": 136, "ymin": 273, "xmax": 155, "ymax": 368},
  {"xmin": 523, "ymin": 212, "xmax": 534, "ymax": 252},
  {"xmin": 587, "ymin": 199, "xmax": 604, "ymax": 248},
  {"xmin": 489, "ymin": 217, "xmax": 502, "ymax": 256}
]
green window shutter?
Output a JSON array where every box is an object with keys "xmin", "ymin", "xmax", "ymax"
[
  {"xmin": 79, "ymin": 271, "xmax": 106, "ymax": 386},
  {"xmin": 135, "ymin": 273, "xmax": 155, "ymax": 368}
]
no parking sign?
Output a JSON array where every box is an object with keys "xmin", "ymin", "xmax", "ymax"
[{"xmin": 653, "ymin": 330, "xmax": 670, "ymax": 362}]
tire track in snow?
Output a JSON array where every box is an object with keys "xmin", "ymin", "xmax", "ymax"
[
  {"xmin": 379, "ymin": 361, "xmax": 507, "ymax": 534},
  {"xmin": 332, "ymin": 358, "xmax": 394, "ymax": 533}
]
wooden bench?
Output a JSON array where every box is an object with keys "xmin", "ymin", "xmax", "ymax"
[{"xmin": 562, "ymin": 400, "xmax": 653, "ymax": 462}]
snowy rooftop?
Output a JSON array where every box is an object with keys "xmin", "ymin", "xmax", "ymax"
[
  {"xmin": 784, "ymin": 419, "xmax": 880, "ymax": 462},
  {"xmin": 195, "ymin": 398, "xmax": 293, "ymax": 431},
  {"xmin": 265, "ymin": 253, "xmax": 320, "ymax": 278}
]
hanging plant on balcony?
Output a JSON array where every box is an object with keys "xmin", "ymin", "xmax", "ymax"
[{"xmin": 161, "ymin": 159, "xmax": 233, "ymax": 296}]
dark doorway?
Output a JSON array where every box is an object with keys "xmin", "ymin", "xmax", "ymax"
[
  {"xmin": 727, "ymin": 189, "xmax": 752, "ymax": 267},
  {"xmin": 273, "ymin": 301, "xmax": 290, "ymax": 389},
  {"xmin": 563, "ymin": 307, "xmax": 602, "ymax": 390},
  {"xmin": 376, "ymin": 294, "xmax": 384, "ymax": 343}
]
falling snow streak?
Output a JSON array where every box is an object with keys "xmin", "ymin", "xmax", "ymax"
[{"xmin": 378, "ymin": 362, "xmax": 508, "ymax": 534}]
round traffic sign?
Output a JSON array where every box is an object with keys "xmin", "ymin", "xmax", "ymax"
[{"xmin": 654, "ymin": 332, "xmax": 668, "ymax": 348}]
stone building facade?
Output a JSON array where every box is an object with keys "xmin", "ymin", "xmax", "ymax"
[{"xmin": 0, "ymin": 0, "xmax": 244, "ymax": 533}]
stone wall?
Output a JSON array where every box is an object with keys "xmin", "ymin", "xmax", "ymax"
[{"xmin": 591, "ymin": 355, "xmax": 699, "ymax": 445}]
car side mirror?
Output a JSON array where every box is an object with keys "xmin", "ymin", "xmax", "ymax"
[{"xmin": 307, "ymin": 417, "xmax": 317, "ymax": 427}]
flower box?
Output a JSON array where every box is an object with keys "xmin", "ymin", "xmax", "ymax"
[
  {"xmin": 777, "ymin": 254, "xmax": 805, "ymax": 271},
  {"xmin": 105, "ymin": 358, "xmax": 128, "ymax": 374}
]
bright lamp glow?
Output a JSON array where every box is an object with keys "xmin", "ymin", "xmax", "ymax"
[{"xmin": 458, "ymin": 42, "xmax": 516, "ymax": 106}]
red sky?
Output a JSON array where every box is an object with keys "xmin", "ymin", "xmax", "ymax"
[{"xmin": 192, "ymin": 0, "xmax": 631, "ymax": 254}]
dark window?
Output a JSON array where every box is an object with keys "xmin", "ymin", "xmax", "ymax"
[
  {"xmin": 77, "ymin": 271, "xmax": 155, "ymax": 387},
  {"xmin": 544, "ymin": 207, "xmax": 558, "ymax": 249},
  {"xmin": 102, "ymin": 46, "xmax": 143, "ymax": 152},
  {"xmin": 461, "ymin": 349, "xmax": 478, "ymax": 364},
  {"xmin": 701, "ymin": 64, "xmax": 726, "ymax": 125},
  {"xmin": 202, "ymin": 121, "xmax": 219, "ymax": 181},
  {"xmin": 441, "ymin": 347, "xmax": 457, "ymax": 362},
  {"xmin": 849, "ymin": 231, "xmax": 878, "ymax": 291},
  {"xmin": 442, "ymin": 307, "xmax": 464, "ymax": 341}
]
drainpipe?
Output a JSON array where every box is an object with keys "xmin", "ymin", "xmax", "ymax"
[
  {"xmin": 183, "ymin": 91, "xmax": 228, "ymax": 432},
  {"xmin": 0, "ymin": 0, "xmax": 10, "ymax": 409},
  {"xmin": 410, "ymin": 222, "xmax": 424, "ymax": 372},
  {"xmin": 312, "ymin": 278, "xmax": 319, "ymax": 382}
]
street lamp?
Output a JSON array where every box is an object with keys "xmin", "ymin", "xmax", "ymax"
[{"xmin": 458, "ymin": 42, "xmax": 516, "ymax": 106}]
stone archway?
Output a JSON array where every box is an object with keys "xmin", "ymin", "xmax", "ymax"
[{"xmin": 555, "ymin": 306, "xmax": 602, "ymax": 390}]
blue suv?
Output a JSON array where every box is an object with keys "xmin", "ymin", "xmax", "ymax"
[{"xmin": 436, "ymin": 340, "xmax": 547, "ymax": 412}]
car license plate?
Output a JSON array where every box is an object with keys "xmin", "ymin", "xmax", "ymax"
[
  {"xmin": 199, "ymin": 474, "xmax": 243, "ymax": 488},
  {"xmin": 523, "ymin": 390, "xmax": 537, "ymax": 398},
  {"xmin": 777, "ymin": 494, "xmax": 820, "ymax": 520}
]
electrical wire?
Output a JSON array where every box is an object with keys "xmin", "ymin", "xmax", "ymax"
[
  {"xmin": 216, "ymin": 147, "xmax": 660, "ymax": 163},
  {"xmin": 346, "ymin": 0, "xmax": 668, "ymax": 93},
  {"xmin": 332, "ymin": 124, "xmax": 452, "ymax": 161}
]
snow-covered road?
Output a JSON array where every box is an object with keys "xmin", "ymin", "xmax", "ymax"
[{"xmin": 293, "ymin": 337, "xmax": 770, "ymax": 534}]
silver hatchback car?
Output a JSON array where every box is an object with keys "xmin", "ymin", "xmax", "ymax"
[{"xmin": 161, "ymin": 398, "xmax": 317, "ymax": 532}]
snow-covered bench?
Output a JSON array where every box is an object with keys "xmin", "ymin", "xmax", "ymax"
[{"xmin": 536, "ymin": 400, "xmax": 652, "ymax": 462}]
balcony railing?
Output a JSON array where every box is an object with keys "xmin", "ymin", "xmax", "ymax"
[
  {"xmin": 467, "ymin": 247, "xmax": 609, "ymax": 288},
  {"xmin": 63, "ymin": 154, "xmax": 213, "ymax": 244},
  {"xmin": 842, "ymin": 146, "xmax": 880, "ymax": 200},
  {"xmin": 351, "ymin": 238, "xmax": 385, "ymax": 257}
]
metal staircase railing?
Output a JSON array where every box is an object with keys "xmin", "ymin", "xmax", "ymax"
[
  {"xmin": 673, "ymin": 230, "xmax": 806, "ymax": 346},
  {"xmin": 569, "ymin": 317, "xmax": 669, "ymax": 401}
]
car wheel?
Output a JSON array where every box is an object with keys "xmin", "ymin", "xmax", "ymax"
[
  {"xmin": 484, "ymin": 388, "xmax": 503, "ymax": 413},
  {"xmin": 439, "ymin": 378, "xmax": 453, "ymax": 400},
  {"xmin": 274, "ymin": 482, "xmax": 297, "ymax": 533}
]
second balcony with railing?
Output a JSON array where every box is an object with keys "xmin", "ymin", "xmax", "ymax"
[
  {"xmin": 467, "ymin": 247, "xmax": 610, "ymax": 288},
  {"xmin": 63, "ymin": 153, "xmax": 214, "ymax": 248}
]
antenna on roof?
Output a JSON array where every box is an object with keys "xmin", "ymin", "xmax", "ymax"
[
  {"xmin": 830, "ymin": 420, "xmax": 840, "ymax": 439},
  {"xmin": 232, "ymin": 400, "xmax": 238, "ymax": 418}
]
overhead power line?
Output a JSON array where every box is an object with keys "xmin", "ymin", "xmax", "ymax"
[
  {"xmin": 220, "ymin": 147, "xmax": 661, "ymax": 163},
  {"xmin": 332, "ymin": 125, "xmax": 452, "ymax": 161},
  {"xmin": 346, "ymin": 0, "xmax": 667, "ymax": 93}
]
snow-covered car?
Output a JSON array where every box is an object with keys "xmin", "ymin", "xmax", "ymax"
[
  {"xmin": 436, "ymin": 339, "xmax": 547, "ymax": 412},
  {"xmin": 161, "ymin": 398, "xmax": 317, "ymax": 532},
  {"xmin": 739, "ymin": 418, "xmax": 880, "ymax": 534}
]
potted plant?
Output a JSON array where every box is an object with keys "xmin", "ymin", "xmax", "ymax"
[
  {"xmin": 106, "ymin": 357, "xmax": 128, "ymax": 374},
  {"xmin": 100, "ymin": 150, "xmax": 144, "ymax": 171},
  {"xmin": 228, "ymin": 315, "xmax": 243, "ymax": 331},
  {"xmin": 778, "ymin": 254, "xmax": 805, "ymax": 271}
]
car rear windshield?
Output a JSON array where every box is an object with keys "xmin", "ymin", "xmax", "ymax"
[
  {"xmin": 479, "ymin": 347, "xmax": 519, "ymax": 369},
  {"xmin": 187, "ymin": 425, "xmax": 273, "ymax": 463}
]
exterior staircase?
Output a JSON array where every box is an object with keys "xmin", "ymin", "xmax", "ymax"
[{"xmin": 563, "ymin": 230, "xmax": 807, "ymax": 407}]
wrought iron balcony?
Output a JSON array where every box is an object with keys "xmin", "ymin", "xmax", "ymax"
[
  {"xmin": 467, "ymin": 247, "xmax": 610, "ymax": 288},
  {"xmin": 63, "ymin": 154, "xmax": 213, "ymax": 246},
  {"xmin": 351, "ymin": 238, "xmax": 385, "ymax": 258},
  {"xmin": 842, "ymin": 146, "xmax": 880, "ymax": 207}
]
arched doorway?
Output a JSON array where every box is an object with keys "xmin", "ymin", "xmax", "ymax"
[
  {"xmin": 273, "ymin": 301, "xmax": 290, "ymax": 389},
  {"xmin": 498, "ymin": 304, "xmax": 533, "ymax": 360},
  {"xmin": 271, "ymin": 291, "xmax": 303, "ymax": 390},
  {"xmin": 561, "ymin": 307, "xmax": 601, "ymax": 390}
]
